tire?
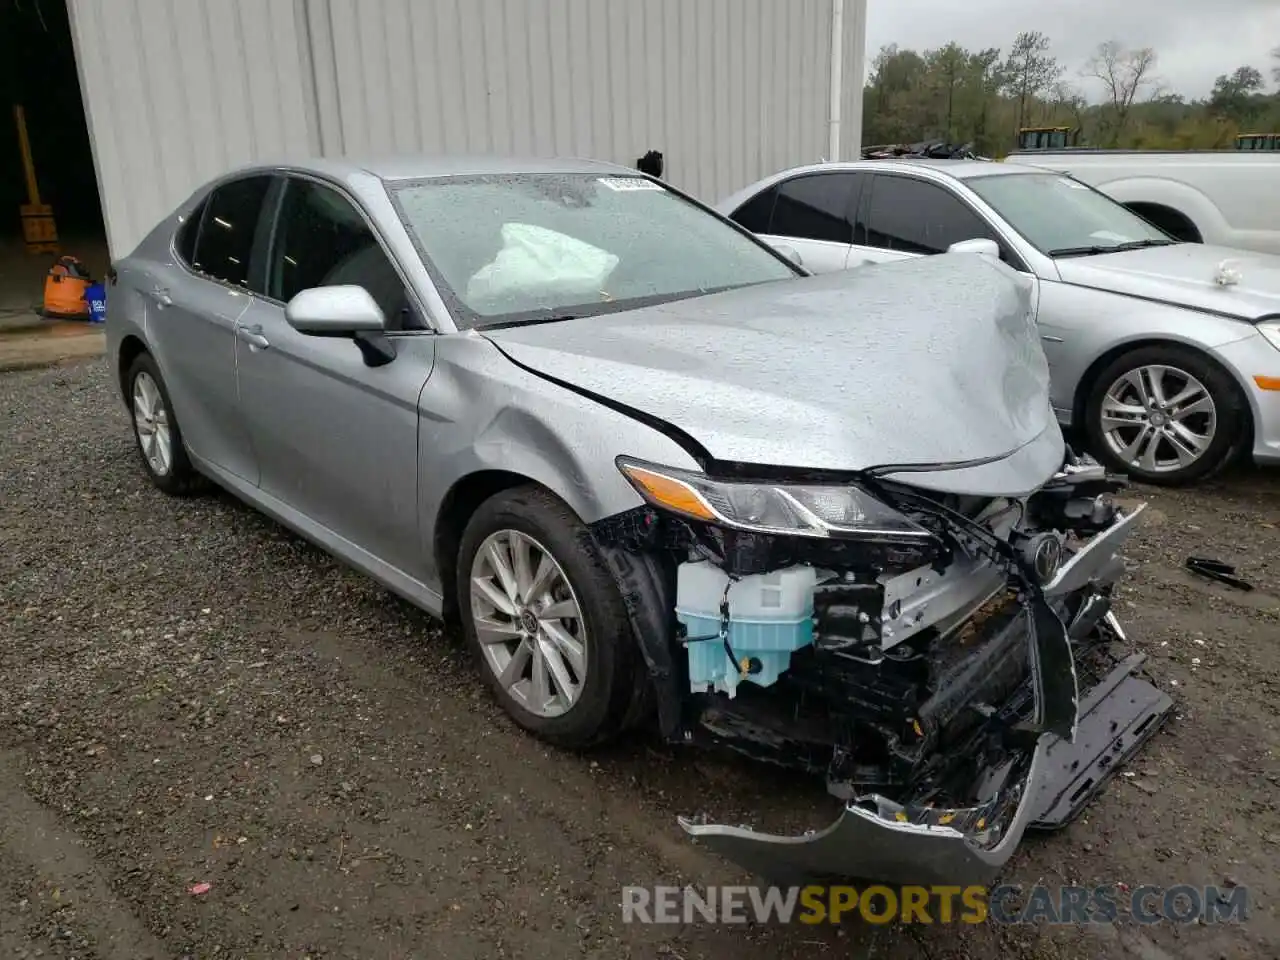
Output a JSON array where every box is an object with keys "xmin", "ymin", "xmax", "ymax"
[
  {"xmin": 1083, "ymin": 344, "xmax": 1246, "ymax": 486},
  {"xmin": 125, "ymin": 352, "xmax": 205, "ymax": 496},
  {"xmin": 456, "ymin": 485, "xmax": 640, "ymax": 749}
]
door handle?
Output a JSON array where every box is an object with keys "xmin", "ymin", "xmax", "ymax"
[
  {"xmin": 149, "ymin": 286, "xmax": 172, "ymax": 308},
  {"xmin": 236, "ymin": 324, "xmax": 270, "ymax": 350}
]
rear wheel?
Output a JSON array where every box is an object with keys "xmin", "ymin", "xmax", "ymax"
[
  {"xmin": 125, "ymin": 352, "xmax": 204, "ymax": 495},
  {"xmin": 456, "ymin": 485, "xmax": 640, "ymax": 748},
  {"xmin": 1084, "ymin": 344, "xmax": 1245, "ymax": 485}
]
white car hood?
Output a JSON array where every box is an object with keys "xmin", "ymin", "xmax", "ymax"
[{"xmin": 1055, "ymin": 243, "xmax": 1280, "ymax": 320}]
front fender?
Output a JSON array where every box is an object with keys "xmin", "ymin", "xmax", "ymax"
[
  {"xmin": 1037, "ymin": 282, "xmax": 1256, "ymax": 423},
  {"xmin": 466, "ymin": 404, "xmax": 637, "ymax": 523},
  {"xmin": 416, "ymin": 335, "xmax": 701, "ymax": 585}
]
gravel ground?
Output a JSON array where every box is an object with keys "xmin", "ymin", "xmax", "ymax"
[{"xmin": 1, "ymin": 358, "xmax": 1277, "ymax": 960}]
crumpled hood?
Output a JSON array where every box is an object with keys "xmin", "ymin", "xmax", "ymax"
[
  {"xmin": 483, "ymin": 255, "xmax": 1055, "ymax": 477},
  {"xmin": 1055, "ymin": 243, "xmax": 1280, "ymax": 320}
]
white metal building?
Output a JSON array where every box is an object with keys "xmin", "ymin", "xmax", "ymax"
[{"xmin": 67, "ymin": 0, "xmax": 866, "ymax": 257}]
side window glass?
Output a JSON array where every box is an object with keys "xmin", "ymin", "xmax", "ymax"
[
  {"xmin": 269, "ymin": 179, "xmax": 414, "ymax": 330},
  {"xmin": 175, "ymin": 197, "xmax": 207, "ymax": 266},
  {"xmin": 864, "ymin": 176, "xmax": 998, "ymax": 255},
  {"xmin": 770, "ymin": 174, "xmax": 855, "ymax": 244},
  {"xmin": 192, "ymin": 177, "xmax": 272, "ymax": 286},
  {"xmin": 729, "ymin": 187, "xmax": 778, "ymax": 234}
]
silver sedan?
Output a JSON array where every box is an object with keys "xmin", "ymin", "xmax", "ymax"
[
  {"xmin": 105, "ymin": 155, "xmax": 1169, "ymax": 885},
  {"xmin": 717, "ymin": 159, "xmax": 1280, "ymax": 485}
]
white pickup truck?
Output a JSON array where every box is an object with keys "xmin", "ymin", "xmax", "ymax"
[{"xmin": 1005, "ymin": 149, "xmax": 1280, "ymax": 255}]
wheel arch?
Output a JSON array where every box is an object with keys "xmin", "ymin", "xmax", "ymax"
[
  {"xmin": 1072, "ymin": 336, "xmax": 1255, "ymax": 442},
  {"xmin": 433, "ymin": 469, "xmax": 549, "ymax": 624},
  {"xmin": 1094, "ymin": 176, "xmax": 1223, "ymax": 244},
  {"xmin": 1124, "ymin": 202, "xmax": 1203, "ymax": 243},
  {"xmin": 116, "ymin": 334, "xmax": 150, "ymax": 405}
]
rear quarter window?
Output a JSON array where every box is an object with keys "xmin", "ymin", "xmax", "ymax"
[
  {"xmin": 174, "ymin": 197, "xmax": 207, "ymax": 267},
  {"xmin": 729, "ymin": 187, "xmax": 778, "ymax": 233}
]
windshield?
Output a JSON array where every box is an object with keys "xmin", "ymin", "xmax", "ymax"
[
  {"xmin": 966, "ymin": 172, "xmax": 1174, "ymax": 257},
  {"xmin": 390, "ymin": 173, "xmax": 799, "ymax": 328}
]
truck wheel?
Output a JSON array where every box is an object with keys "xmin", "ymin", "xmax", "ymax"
[{"xmin": 1084, "ymin": 344, "xmax": 1245, "ymax": 486}]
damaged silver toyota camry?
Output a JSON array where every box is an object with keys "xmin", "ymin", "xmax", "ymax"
[{"xmin": 107, "ymin": 156, "xmax": 1172, "ymax": 888}]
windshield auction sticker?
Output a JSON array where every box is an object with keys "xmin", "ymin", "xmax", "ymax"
[{"xmin": 597, "ymin": 176, "xmax": 663, "ymax": 191}]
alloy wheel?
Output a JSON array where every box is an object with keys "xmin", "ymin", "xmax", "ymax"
[
  {"xmin": 1099, "ymin": 364, "xmax": 1217, "ymax": 476},
  {"xmin": 132, "ymin": 371, "xmax": 173, "ymax": 477},
  {"xmin": 469, "ymin": 529, "xmax": 587, "ymax": 718}
]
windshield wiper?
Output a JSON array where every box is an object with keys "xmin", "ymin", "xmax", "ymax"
[
  {"xmin": 1047, "ymin": 245, "xmax": 1114, "ymax": 258},
  {"xmin": 1048, "ymin": 238, "xmax": 1175, "ymax": 258},
  {"xmin": 1113, "ymin": 238, "xmax": 1176, "ymax": 251}
]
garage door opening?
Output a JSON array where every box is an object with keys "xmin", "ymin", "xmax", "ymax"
[{"xmin": 0, "ymin": 0, "xmax": 107, "ymax": 315}]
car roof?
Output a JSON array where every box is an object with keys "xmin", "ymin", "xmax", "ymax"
[
  {"xmin": 713, "ymin": 157, "xmax": 1050, "ymax": 211},
  {"xmin": 753, "ymin": 157, "xmax": 1048, "ymax": 180},
  {"xmin": 225, "ymin": 154, "xmax": 640, "ymax": 186}
]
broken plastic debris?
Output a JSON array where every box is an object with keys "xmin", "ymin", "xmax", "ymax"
[
  {"xmin": 1185, "ymin": 556, "xmax": 1253, "ymax": 591},
  {"xmin": 189, "ymin": 882, "xmax": 212, "ymax": 896}
]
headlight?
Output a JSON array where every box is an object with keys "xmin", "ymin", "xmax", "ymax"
[
  {"xmin": 1258, "ymin": 320, "xmax": 1280, "ymax": 352},
  {"xmin": 616, "ymin": 457, "xmax": 934, "ymax": 541}
]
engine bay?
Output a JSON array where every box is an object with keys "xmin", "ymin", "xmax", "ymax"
[{"xmin": 591, "ymin": 450, "xmax": 1145, "ymax": 824}]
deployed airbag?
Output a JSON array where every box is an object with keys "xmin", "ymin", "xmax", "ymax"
[{"xmin": 466, "ymin": 223, "xmax": 619, "ymax": 311}]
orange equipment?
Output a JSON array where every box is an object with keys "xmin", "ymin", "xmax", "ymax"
[{"xmin": 42, "ymin": 256, "xmax": 93, "ymax": 319}]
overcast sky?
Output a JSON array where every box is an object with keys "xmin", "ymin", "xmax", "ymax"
[{"xmin": 865, "ymin": 0, "xmax": 1280, "ymax": 101}]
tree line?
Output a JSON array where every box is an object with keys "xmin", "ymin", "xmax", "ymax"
[{"xmin": 863, "ymin": 32, "xmax": 1280, "ymax": 154}]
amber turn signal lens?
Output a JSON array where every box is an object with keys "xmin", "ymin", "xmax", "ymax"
[{"xmin": 620, "ymin": 464, "xmax": 717, "ymax": 522}]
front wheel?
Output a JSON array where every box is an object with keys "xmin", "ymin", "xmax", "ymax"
[
  {"xmin": 456, "ymin": 485, "xmax": 641, "ymax": 749},
  {"xmin": 1084, "ymin": 344, "xmax": 1246, "ymax": 486}
]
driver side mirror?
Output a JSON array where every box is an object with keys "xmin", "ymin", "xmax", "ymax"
[
  {"xmin": 947, "ymin": 238, "xmax": 1000, "ymax": 260},
  {"xmin": 285, "ymin": 285, "xmax": 395, "ymax": 368},
  {"xmin": 285, "ymin": 285, "xmax": 387, "ymax": 335}
]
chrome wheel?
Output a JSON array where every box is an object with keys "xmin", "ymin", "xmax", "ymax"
[
  {"xmin": 1099, "ymin": 364, "xmax": 1217, "ymax": 475},
  {"xmin": 469, "ymin": 529, "xmax": 587, "ymax": 718},
  {"xmin": 132, "ymin": 371, "xmax": 173, "ymax": 476}
]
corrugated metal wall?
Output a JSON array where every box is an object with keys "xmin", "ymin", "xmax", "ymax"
[
  {"xmin": 69, "ymin": 0, "xmax": 866, "ymax": 257},
  {"xmin": 68, "ymin": 0, "xmax": 316, "ymax": 256}
]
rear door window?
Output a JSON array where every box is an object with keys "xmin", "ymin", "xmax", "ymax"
[
  {"xmin": 769, "ymin": 173, "xmax": 861, "ymax": 244},
  {"xmin": 191, "ymin": 176, "xmax": 273, "ymax": 287},
  {"xmin": 862, "ymin": 175, "xmax": 999, "ymax": 255}
]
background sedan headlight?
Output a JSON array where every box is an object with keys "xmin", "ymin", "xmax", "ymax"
[
  {"xmin": 616, "ymin": 457, "xmax": 934, "ymax": 540},
  {"xmin": 1258, "ymin": 320, "xmax": 1280, "ymax": 352}
]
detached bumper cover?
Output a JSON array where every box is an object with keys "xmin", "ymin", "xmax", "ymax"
[{"xmin": 679, "ymin": 654, "xmax": 1171, "ymax": 886}]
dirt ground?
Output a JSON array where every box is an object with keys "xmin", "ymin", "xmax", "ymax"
[{"xmin": 1, "ymin": 358, "xmax": 1277, "ymax": 960}]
